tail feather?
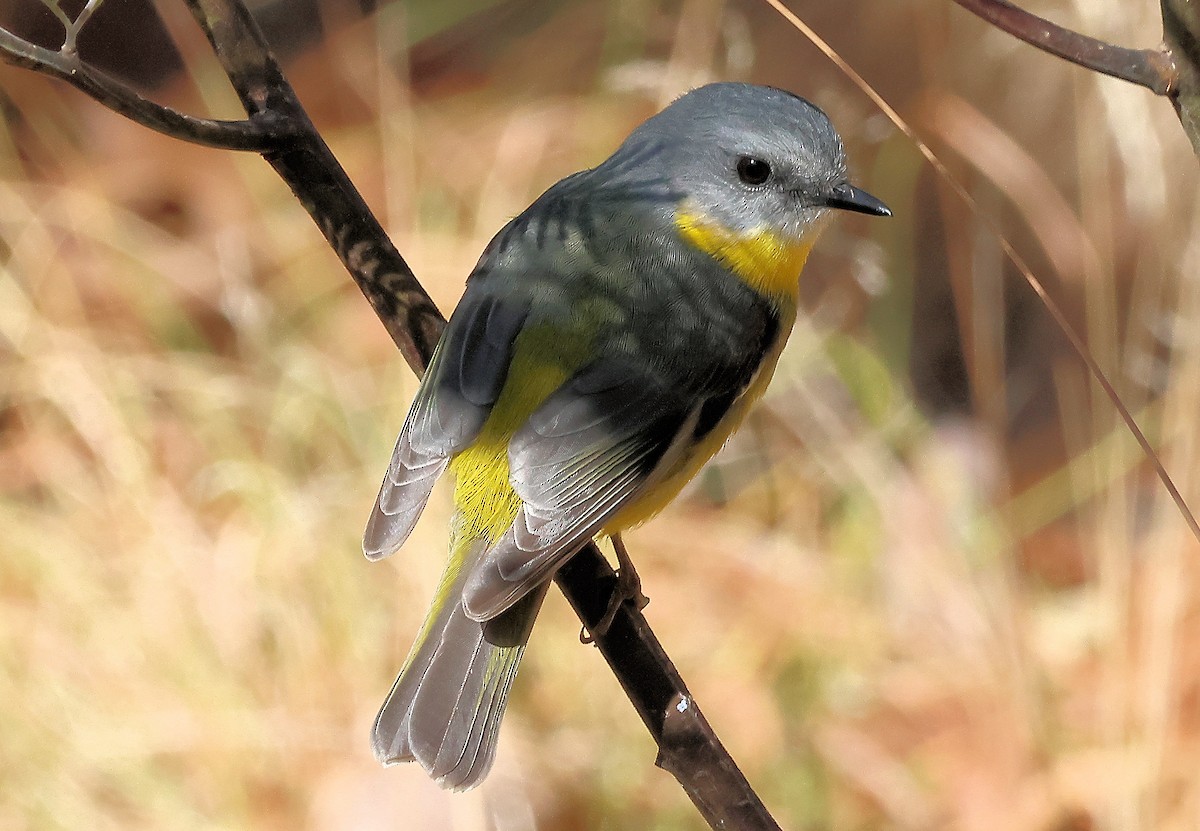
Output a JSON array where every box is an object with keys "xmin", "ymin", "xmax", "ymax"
[{"xmin": 372, "ymin": 538, "xmax": 546, "ymax": 791}]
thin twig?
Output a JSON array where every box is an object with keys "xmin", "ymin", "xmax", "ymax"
[
  {"xmin": 0, "ymin": 26, "xmax": 289, "ymax": 151},
  {"xmin": 951, "ymin": 0, "xmax": 1177, "ymax": 95},
  {"xmin": 43, "ymin": 2, "xmax": 74, "ymax": 42},
  {"xmin": 176, "ymin": 1, "xmax": 783, "ymax": 826},
  {"xmin": 63, "ymin": 0, "xmax": 105, "ymax": 55}
]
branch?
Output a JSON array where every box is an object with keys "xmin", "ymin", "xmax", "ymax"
[
  {"xmin": 0, "ymin": 25, "xmax": 290, "ymax": 151},
  {"xmin": 61, "ymin": 0, "xmax": 104, "ymax": 56},
  {"xmin": 951, "ymin": 0, "xmax": 1177, "ymax": 95},
  {"xmin": 1162, "ymin": 0, "xmax": 1200, "ymax": 155},
  {"xmin": 179, "ymin": 1, "xmax": 781, "ymax": 827}
]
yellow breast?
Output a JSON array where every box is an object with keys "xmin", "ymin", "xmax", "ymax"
[
  {"xmin": 675, "ymin": 207, "xmax": 815, "ymax": 304},
  {"xmin": 603, "ymin": 303, "xmax": 795, "ymax": 533}
]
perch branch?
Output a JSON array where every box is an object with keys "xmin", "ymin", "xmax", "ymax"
[
  {"xmin": 179, "ymin": 0, "xmax": 781, "ymax": 827},
  {"xmin": 951, "ymin": 0, "xmax": 1177, "ymax": 95},
  {"xmin": 0, "ymin": 25, "xmax": 291, "ymax": 151}
]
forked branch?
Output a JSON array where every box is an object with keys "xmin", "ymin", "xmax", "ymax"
[
  {"xmin": 53, "ymin": 0, "xmax": 103, "ymax": 55},
  {"xmin": 0, "ymin": 18, "xmax": 290, "ymax": 150}
]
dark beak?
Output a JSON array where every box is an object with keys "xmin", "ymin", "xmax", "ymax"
[{"xmin": 825, "ymin": 183, "xmax": 892, "ymax": 217}]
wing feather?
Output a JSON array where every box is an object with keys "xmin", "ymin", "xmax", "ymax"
[
  {"xmin": 461, "ymin": 358, "xmax": 694, "ymax": 620},
  {"xmin": 363, "ymin": 289, "xmax": 530, "ymax": 560}
]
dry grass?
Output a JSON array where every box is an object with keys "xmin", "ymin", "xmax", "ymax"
[{"xmin": 2, "ymin": 0, "xmax": 1200, "ymax": 829}]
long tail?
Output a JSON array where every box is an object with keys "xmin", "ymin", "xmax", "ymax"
[{"xmin": 371, "ymin": 535, "xmax": 546, "ymax": 791}]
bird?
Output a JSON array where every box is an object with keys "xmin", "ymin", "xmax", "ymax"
[{"xmin": 363, "ymin": 81, "xmax": 890, "ymax": 790}]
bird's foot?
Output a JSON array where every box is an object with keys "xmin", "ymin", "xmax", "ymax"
[{"xmin": 581, "ymin": 534, "xmax": 649, "ymax": 644}]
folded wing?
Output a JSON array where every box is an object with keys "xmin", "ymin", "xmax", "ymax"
[
  {"xmin": 364, "ymin": 290, "xmax": 530, "ymax": 560},
  {"xmin": 462, "ymin": 357, "xmax": 696, "ymax": 620}
]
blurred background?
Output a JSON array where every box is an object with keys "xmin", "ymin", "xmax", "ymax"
[{"xmin": 1, "ymin": 0, "xmax": 1198, "ymax": 828}]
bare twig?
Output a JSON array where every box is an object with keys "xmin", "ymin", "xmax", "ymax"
[
  {"xmin": 1162, "ymin": 0, "xmax": 1200, "ymax": 155},
  {"xmin": 0, "ymin": 25, "xmax": 289, "ymax": 151},
  {"xmin": 951, "ymin": 0, "xmax": 1177, "ymax": 95},
  {"xmin": 42, "ymin": 2, "xmax": 75, "ymax": 45},
  {"xmin": 62, "ymin": 0, "xmax": 105, "ymax": 56}
]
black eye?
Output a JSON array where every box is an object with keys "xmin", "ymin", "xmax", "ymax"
[{"xmin": 736, "ymin": 156, "xmax": 772, "ymax": 185}]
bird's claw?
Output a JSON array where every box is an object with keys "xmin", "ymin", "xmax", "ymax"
[{"xmin": 581, "ymin": 535, "xmax": 649, "ymax": 644}]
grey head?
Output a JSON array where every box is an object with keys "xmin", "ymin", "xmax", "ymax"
[{"xmin": 597, "ymin": 82, "xmax": 889, "ymax": 240}]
